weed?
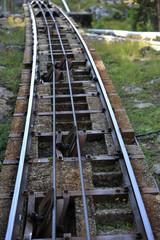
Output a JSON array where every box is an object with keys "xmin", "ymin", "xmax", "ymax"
[
  {"xmin": 96, "ymin": 199, "xmax": 130, "ymax": 210},
  {"xmin": 48, "ymin": 157, "xmax": 53, "ymax": 161},
  {"xmin": 97, "ymin": 221, "xmax": 132, "ymax": 231},
  {"xmin": 0, "ymin": 120, "xmax": 11, "ymax": 164}
]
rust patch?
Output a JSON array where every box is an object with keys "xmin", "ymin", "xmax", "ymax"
[
  {"xmin": 18, "ymin": 85, "xmax": 30, "ymax": 97},
  {"xmin": 14, "ymin": 99, "xmax": 28, "ymax": 113}
]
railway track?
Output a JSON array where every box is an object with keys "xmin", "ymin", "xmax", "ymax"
[{"xmin": 0, "ymin": 1, "xmax": 160, "ymax": 239}]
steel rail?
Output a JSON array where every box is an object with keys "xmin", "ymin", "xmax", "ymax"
[
  {"xmin": 41, "ymin": 2, "xmax": 91, "ymax": 239},
  {"xmin": 35, "ymin": 1, "xmax": 57, "ymax": 239},
  {"xmin": 55, "ymin": 5, "xmax": 154, "ymax": 240},
  {"xmin": 5, "ymin": 3, "xmax": 38, "ymax": 240},
  {"xmin": 62, "ymin": 0, "xmax": 70, "ymax": 13}
]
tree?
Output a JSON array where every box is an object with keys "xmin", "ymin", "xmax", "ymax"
[
  {"xmin": 129, "ymin": 0, "xmax": 158, "ymax": 31},
  {"xmin": 157, "ymin": 0, "xmax": 160, "ymax": 30}
]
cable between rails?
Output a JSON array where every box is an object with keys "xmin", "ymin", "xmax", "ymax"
[
  {"xmin": 35, "ymin": 1, "xmax": 57, "ymax": 239},
  {"xmin": 42, "ymin": 2, "xmax": 91, "ymax": 239}
]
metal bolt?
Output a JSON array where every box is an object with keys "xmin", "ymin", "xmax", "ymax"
[
  {"xmin": 86, "ymin": 154, "xmax": 92, "ymax": 160},
  {"xmin": 30, "ymin": 190, "xmax": 34, "ymax": 195},
  {"xmin": 136, "ymin": 232, "xmax": 142, "ymax": 239},
  {"xmin": 108, "ymin": 127, "xmax": 112, "ymax": 133},
  {"xmin": 124, "ymin": 186, "xmax": 129, "ymax": 192},
  {"xmin": 58, "ymin": 156, "xmax": 62, "ymax": 160},
  {"xmin": 93, "ymin": 77, "xmax": 98, "ymax": 82},
  {"xmin": 9, "ymin": 190, "xmax": 14, "ymax": 197}
]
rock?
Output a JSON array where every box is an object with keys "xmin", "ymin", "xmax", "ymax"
[
  {"xmin": 150, "ymin": 78, "xmax": 160, "ymax": 84},
  {"xmin": 87, "ymin": 5, "xmax": 111, "ymax": 20},
  {"xmin": 134, "ymin": 102, "xmax": 154, "ymax": 109},
  {"xmin": 139, "ymin": 46, "xmax": 151, "ymax": 57},
  {"xmin": 152, "ymin": 164, "xmax": 160, "ymax": 175},
  {"xmin": 156, "ymin": 135, "xmax": 160, "ymax": 143},
  {"xmin": 139, "ymin": 46, "xmax": 160, "ymax": 57},
  {"xmin": 0, "ymin": 17, "xmax": 7, "ymax": 25},
  {"xmin": 123, "ymin": 86, "xmax": 143, "ymax": 94},
  {"xmin": 0, "ymin": 66, "xmax": 6, "ymax": 70},
  {"xmin": 0, "ymin": 87, "xmax": 13, "ymax": 100},
  {"xmin": 5, "ymin": 45, "xmax": 23, "ymax": 51},
  {"xmin": 0, "ymin": 41, "xmax": 5, "ymax": 52},
  {"xmin": 0, "ymin": 86, "xmax": 13, "ymax": 122},
  {"xmin": 2, "ymin": 25, "xmax": 19, "ymax": 30}
]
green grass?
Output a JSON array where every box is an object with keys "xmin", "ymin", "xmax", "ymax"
[
  {"xmin": 0, "ymin": 121, "xmax": 11, "ymax": 163},
  {"xmin": 0, "ymin": 18, "xmax": 24, "ymax": 168},
  {"xmin": 97, "ymin": 221, "xmax": 132, "ymax": 231},
  {"xmin": 92, "ymin": 17, "xmax": 132, "ymax": 31},
  {"xmin": 96, "ymin": 199, "xmax": 129, "ymax": 210},
  {"xmin": 0, "ymin": 50, "xmax": 23, "ymax": 93},
  {"xmin": 92, "ymin": 40, "xmax": 160, "ymax": 134},
  {"xmin": 92, "ymin": 40, "xmax": 160, "ymax": 176}
]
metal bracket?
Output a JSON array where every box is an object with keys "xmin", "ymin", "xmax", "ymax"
[
  {"xmin": 55, "ymin": 56, "xmax": 73, "ymax": 70},
  {"xmin": 72, "ymin": 131, "xmax": 87, "ymax": 156},
  {"xmin": 43, "ymin": 64, "xmax": 62, "ymax": 82},
  {"xmin": 57, "ymin": 190, "xmax": 70, "ymax": 230},
  {"xmin": 63, "ymin": 233, "xmax": 72, "ymax": 240},
  {"xmin": 23, "ymin": 192, "xmax": 35, "ymax": 240},
  {"xmin": 35, "ymin": 188, "xmax": 54, "ymax": 238},
  {"xmin": 56, "ymin": 131, "xmax": 63, "ymax": 160},
  {"xmin": 63, "ymin": 126, "xmax": 76, "ymax": 156}
]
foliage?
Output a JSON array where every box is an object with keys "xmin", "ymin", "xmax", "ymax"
[
  {"xmin": 0, "ymin": 20, "xmax": 24, "ymax": 169},
  {"xmin": 127, "ymin": 0, "xmax": 158, "ymax": 31},
  {"xmin": 97, "ymin": 221, "xmax": 132, "ymax": 231},
  {"xmin": 0, "ymin": 50, "xmax": 23, "ymax": 94},
  {"xmin": 92, "ymin": 17, "xmax": 132, "ymax": 30},
  {"xmin": 0, "ymin": 121, "xmax": 11, "ymax": 164}
]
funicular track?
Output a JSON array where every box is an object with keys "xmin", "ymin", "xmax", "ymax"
[{"xmin": 0, "ymin": 1, "xmax": 159, "ymax": 239}]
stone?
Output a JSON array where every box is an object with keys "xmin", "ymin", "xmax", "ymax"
[
  {"xmin": 150, "ymin": 78, "xmax": 160, "ymax": 84},
  {"xmin": 0, "ymin": 66, "xmax": 6, "ymax": 70},
  {"xmin": 0, "ymin": 41, "xmax": 5, "ymax": 52},
  {"xmin": 134, "ymin": 102, "xmax": 154, "ymax": 109},
  {"xmin": 5, "ymin": 45, "xmax": 23, "ymax": 51},
  {"xmin": 0, "ymin": 87, "xmax": 13, "ymax": 122},
  {"xmin": 152, "ymin": 164, "xmax": 160, "ymax": 175},
  {"xmin": 2, "ymin": 25, "xmax": 19, "ymax": 30},
  {"xmin": 123, "ymin": 86, "xmax": 143, "ymax": 94},
  {"xmin": 140, "ymin": 46, "xmax": 160, "ymax": 57},
  {"xmin": 139, "ymin": 46, "xmax": 151, "ymax": 57},
  {"xmin": 156, "ymin": 135, "xmax": 160, "ymax": 143}
]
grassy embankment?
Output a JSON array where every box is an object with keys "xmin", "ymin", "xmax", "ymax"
[
  {"xmin": 92, "ymin": 40, "xmax": 160, "ymax": 184},
  {"xmin": 0, "ymin": 17, "xmax": 24, "ymax": 169}
]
